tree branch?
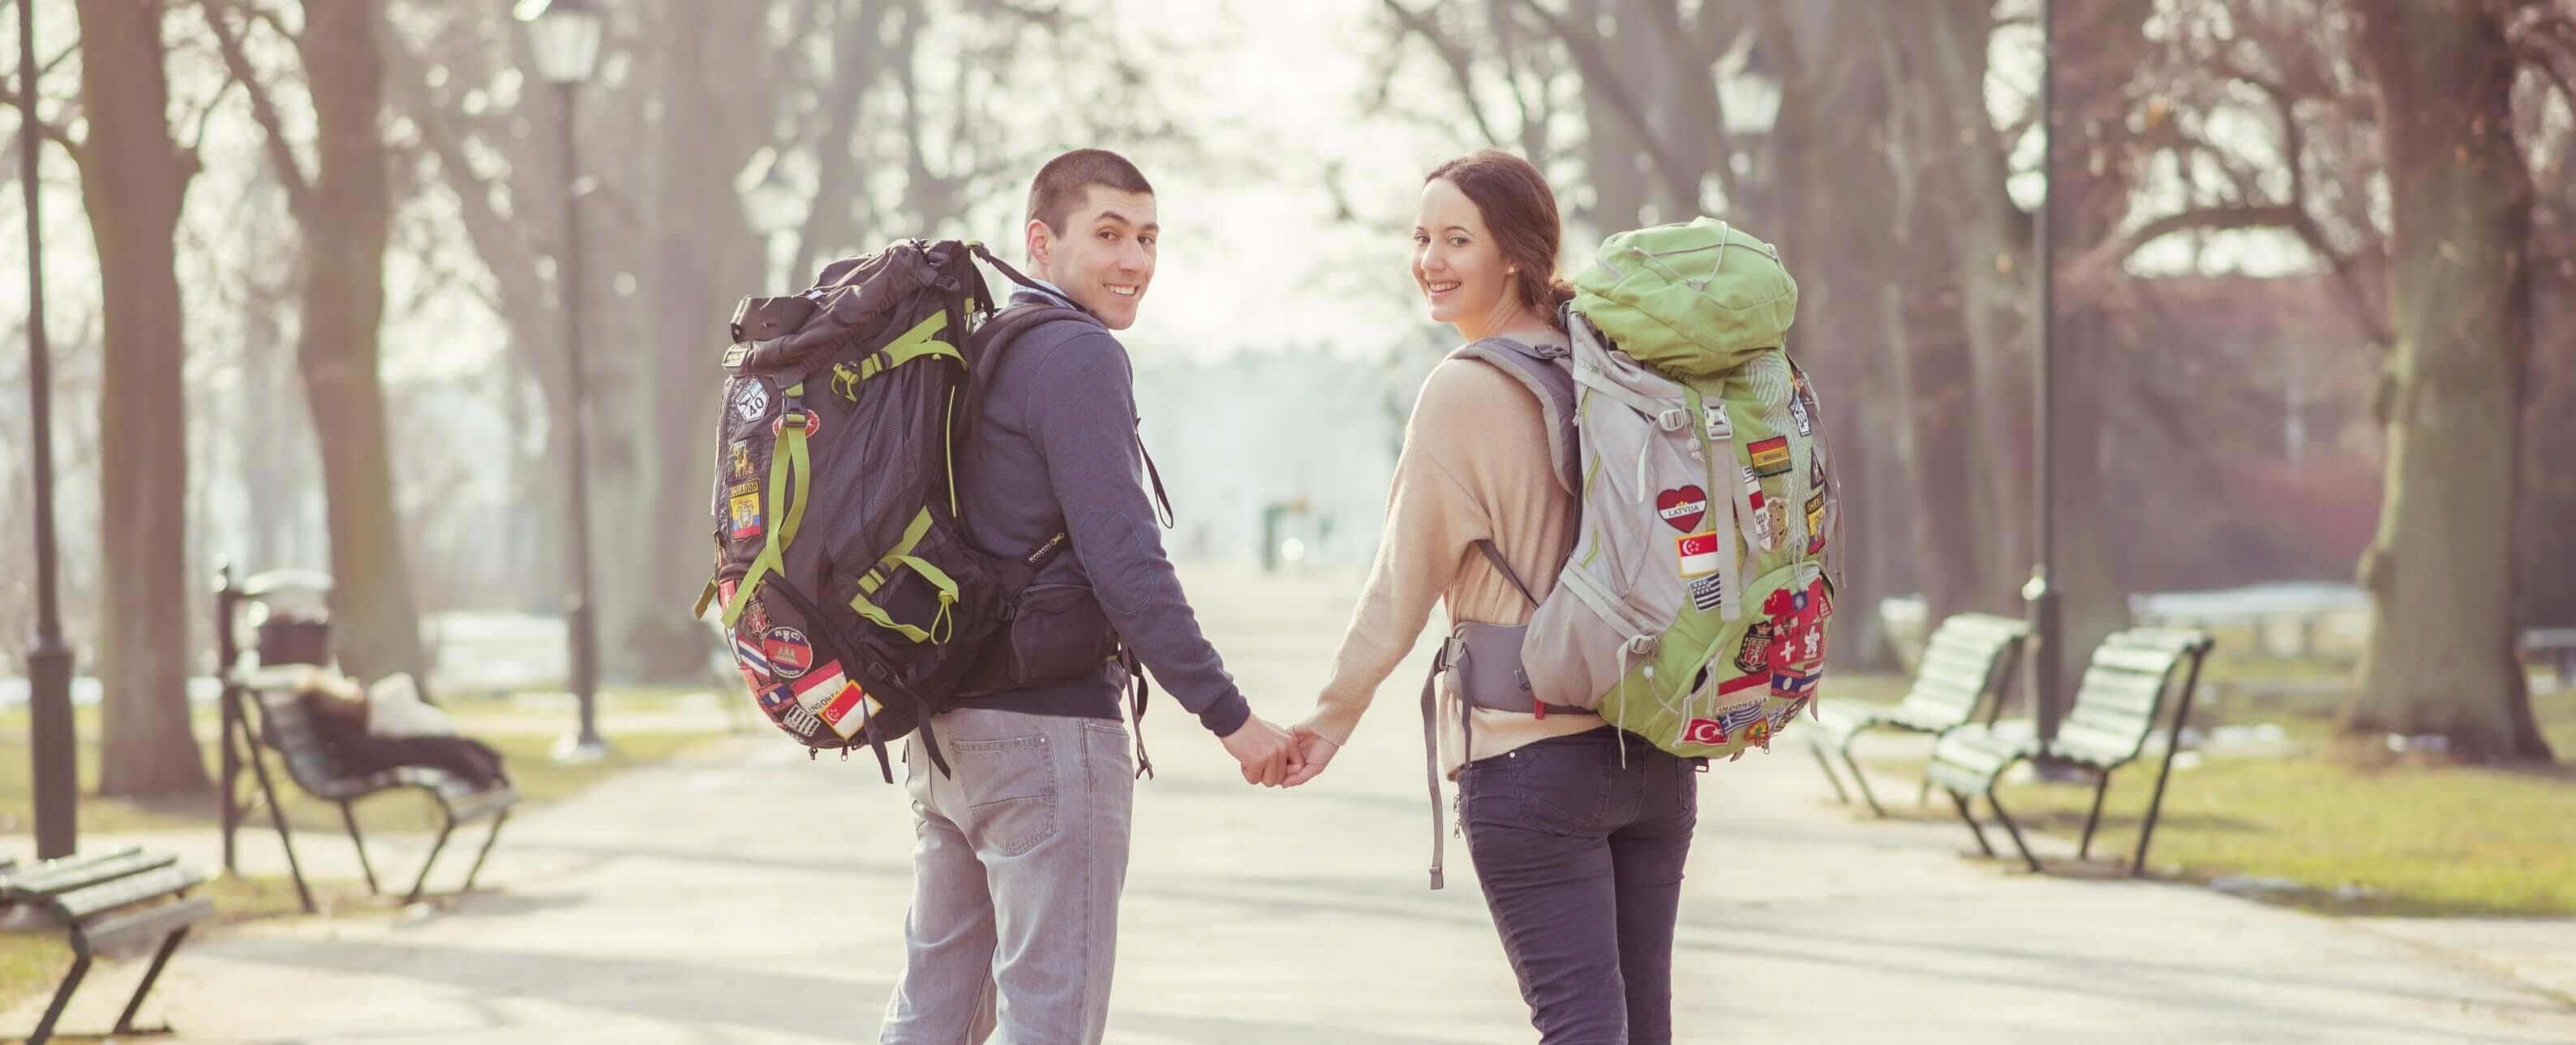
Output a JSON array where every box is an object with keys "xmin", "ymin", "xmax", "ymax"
[
  {"xmin": 1382, "ymin": 0, "xmax": 1506, "ymax": 148},
  {"xmin": 1641, "ymin": 0, "xmax": 1741, "ymax": 210},
  {"xmin": 0, "ymin": 81, "xmax": 83, "ymax": 165},
  {"xmin": 200, "ymin": 0, "xmax": 313, "ymax": 218},
  {"xmin": 2115, "ymin": 202, "xmax": 2313, "ymax": 257},
  {"xmin": 1509, "ymin": 0, "xmax": 1700, "ymax": 209}
]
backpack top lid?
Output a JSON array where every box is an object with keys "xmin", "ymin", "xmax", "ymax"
[{"xmin": 1571, "ymin": 217, "xmax": 1798, "ymax": 379}]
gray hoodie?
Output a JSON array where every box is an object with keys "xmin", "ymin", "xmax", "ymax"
[{"xmin": 947, "ymin": 283, "xmax": 1251, "ymax": 738}]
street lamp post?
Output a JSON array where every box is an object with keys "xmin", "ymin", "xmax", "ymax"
[
  {"xmin": 2026, "ymin": 0, "xmax": 2066, "ymax": 745},
  {"xmin": 19, "ymin": 0, "xmax": 76, "ymax": 860},
  {"xmin": 515, "ymin": 0, "xmax": 609, "ymax": 762}
]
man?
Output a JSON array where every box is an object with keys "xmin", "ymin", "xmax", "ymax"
[{"xmin": 878, "ymin": 148, "xmax": 1299, "ymax": 1044}]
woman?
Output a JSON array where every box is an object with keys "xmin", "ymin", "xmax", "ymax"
[{"xmin": 1285, "ymin": 150, "xmax": 1698, "ymax": 1043}]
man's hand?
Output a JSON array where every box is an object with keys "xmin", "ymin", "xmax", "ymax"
[
  {"xmin": 1282, "ymin": 724, "xmax": 1339, "ymax": 787},
  {"xmin": 1220, "ymin": 716, "xmax": 1299, "ymax": 787}
]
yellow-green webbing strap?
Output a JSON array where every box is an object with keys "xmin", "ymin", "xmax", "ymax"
[
  {"xmin": 848, "ymin": 507, "xmax": 961, "ymax": 643},
  {"xmin": 720, "ymin": 383, "xmax": 815, "ymax": 630},
  {"xmin": 857, "ymin": 312, "xmax": 964, "ymax": 381}
]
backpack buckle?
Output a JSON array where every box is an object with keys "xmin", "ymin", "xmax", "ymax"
[{"xmin": 772, "ymin": 409, "xmax": 819, "ymax": 438}]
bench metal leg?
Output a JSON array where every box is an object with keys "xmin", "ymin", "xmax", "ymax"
[
  {"xmin": 111, "ymin": 925, "xmax": 193, "ymax": 1035},
  {"xmin": 458, "ymin": 809, "xmax": 510, "ymax": 894},
  {"xmin": 1986, "ymin": 787, "xmax": 2043, "ymax": 873},
  {"xmin": 341, "ymin": 800, "xmax": 382, "ymax": 897},
  {"xmin": 1947, "ymin": 789, "xmax": 1996, "ymax": 858},
  {"xmin": 2135, "ymin": 651, "xmax": 2213, "ymax": 878},
  {"xmin": 28, "ymin": 951, "xmax": 92, "ymax": 1045},
  {"xmin": 2077, "ymin": 770, "xmax": 2114, "ymax": 862},
  {"xmin": 405, "ymin": 811, "xmax": 460, "ymax": 905},
  {"xmin": 1808, "ymin": 742, "xmax": 1853, "ymax": 806},
  {"xmin": 243, "ymin": 741, "xmax": 316, "ymax": 914},
  {"xmin": 1841, "ymin": 746, "xmax": 1887, "ymax": 817}
]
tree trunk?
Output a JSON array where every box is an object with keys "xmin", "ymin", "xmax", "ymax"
[
  {"xmin": 591, "ymin": 0, "xmax": 770, "ymax": 682},
  {"xmin": 77, "ymin": 0, "xmax": 209, "ymax": 798},
  {"xmin": 2343, "ymin": 1, "xmax": 2552, "ymax": 762},
  {"xmin": 297, "ymin": 0, "xmax": 428, "ymax": 685}
]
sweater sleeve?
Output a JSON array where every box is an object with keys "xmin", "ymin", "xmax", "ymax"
[
  {"xmin": 1029, "ymin": 329, "xmax": 1251, "ymax": 738},
  {"xmin": 1307, "ymin": 361, "xmax": 1495, "ymax": 745}
]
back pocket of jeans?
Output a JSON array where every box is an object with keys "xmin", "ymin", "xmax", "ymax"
[
  {"xmin": 1504, "ymin": 745, "xmax": 1612, "ymax": 832},
  {"xmin": 955, "ymin": 734, "xmax": 1058, "ymax": 857}
]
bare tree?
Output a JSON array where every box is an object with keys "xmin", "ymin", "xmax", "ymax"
[
  {"xmin": 205, "ymin": 0, "xmax": 430, "ymax": 684},
  {"xmin": 67, "ymin": 0, "xmax": 210, "ymax": 797},
  {"xmin": 2346, "ymin": 0, "xmax": 2552, "ymax": 760}
]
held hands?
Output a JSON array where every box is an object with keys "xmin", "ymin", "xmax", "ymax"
[
  {"xmin": 1219, "ymin": 715, "xmax": 1303, "ymax": 787},
  {"xmin": 1282, "ymin": 723, "xmax": 1338, "ymax": 787}
]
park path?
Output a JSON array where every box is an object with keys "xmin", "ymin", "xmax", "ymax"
[{"xmin": 9, "ymin": 567, "xmax": 2573, "ymax": 1043}]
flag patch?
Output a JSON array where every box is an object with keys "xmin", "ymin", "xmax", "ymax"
[
  {"xmin": 762, "ymin": 626, "xmax": 814, "ymax": 679},
  {"xmin": 1676, "ymin": 531, "xmax": 1722, "ymax": 578},
  {"xmin": 1749, "ymin": 436, "xmax": 1792, "ymax": 476},
  {"xmin": 732, "ymin": 634, "xmax": 774, "ymax": 678}
]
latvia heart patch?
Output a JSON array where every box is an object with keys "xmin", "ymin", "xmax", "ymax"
[{"xmin": 1655, "ymin": 485, "xmax": 1709, "ymax": 532}]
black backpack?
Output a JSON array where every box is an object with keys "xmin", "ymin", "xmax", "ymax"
[{"xmin": 695, "ymin": 239, "xmax": 1126, "ymax": 780}]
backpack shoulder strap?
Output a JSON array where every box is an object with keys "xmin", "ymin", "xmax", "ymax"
[{"xmin": 1446, "ymin": 337, "xmax": 1580, "ymax": 497}]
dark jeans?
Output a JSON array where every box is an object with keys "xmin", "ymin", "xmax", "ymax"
[{"xmin": 1458, "ymin": 726, "xmax": 1698, "ymax": 1045}]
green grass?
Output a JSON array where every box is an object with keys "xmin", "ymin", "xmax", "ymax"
[
  {"xmin": 1, "ymin": 691, "xmax": 730, "ymax": 836},
  {"xmin": 1834, "ymin": 663, "xmax": 2576, "ymax": 917}
]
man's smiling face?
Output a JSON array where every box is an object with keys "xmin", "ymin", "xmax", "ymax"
[{"xmin": 1031, "ymin": 187, "xmax": 1158, "ymax": 330}]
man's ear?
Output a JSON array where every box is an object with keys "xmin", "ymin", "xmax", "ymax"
[{"xmin": 1024, "ymin": 218, "xmax": 1054, "ymax": 274}]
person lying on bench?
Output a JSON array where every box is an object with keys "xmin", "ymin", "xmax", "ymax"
[{"xmin": 290, "ymin": 669, "xmax": 512, "ymax": 790}]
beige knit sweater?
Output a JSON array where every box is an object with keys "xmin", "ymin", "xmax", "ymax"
[{"xmin": 1307, "ymin": 352, "xmax": 1604, "ymax": 778}]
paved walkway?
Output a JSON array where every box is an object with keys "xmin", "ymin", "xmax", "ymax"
[{"xmin": 8, "ymin": 568, "xmax": 2573, "ymax": 1043}]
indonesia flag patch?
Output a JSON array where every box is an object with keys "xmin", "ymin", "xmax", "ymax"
[{"xmin": 790, "ymin": 661, "xmax": 849, "ymax": 712}]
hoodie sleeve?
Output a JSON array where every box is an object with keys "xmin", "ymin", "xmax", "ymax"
[{"xmin": 1027, "ymin": 329, "xmax": 1252, "ymax": 738}]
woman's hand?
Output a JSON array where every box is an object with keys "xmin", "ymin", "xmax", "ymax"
[{"xmin": 1282, "ymin": 722, "xmax": 1340, "ymax": 787}]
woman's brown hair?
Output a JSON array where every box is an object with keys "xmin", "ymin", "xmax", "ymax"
[{"xmin": 1425, "ymin": 149, "xmax": 1574, "ymax": 331}]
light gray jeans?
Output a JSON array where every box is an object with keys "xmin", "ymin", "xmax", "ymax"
[{"xmin": 878, "ymin": 707, "xmax": 1136, "ymax": 1045}]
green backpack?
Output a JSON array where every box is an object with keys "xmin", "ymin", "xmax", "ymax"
[{"xmin": 1513, "ymin": 217, "xmax": 1840, "ymax": 759}]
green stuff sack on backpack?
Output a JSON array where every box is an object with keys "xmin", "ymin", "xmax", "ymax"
[{"xmin": 1517, "ymin": 217, "xmax": 1841, "ymax": 760}]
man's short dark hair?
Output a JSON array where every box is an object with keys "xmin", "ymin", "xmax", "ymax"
[{"xmin": 1026, "ymin": 148, "xmax": 1154, "ymax": 234}]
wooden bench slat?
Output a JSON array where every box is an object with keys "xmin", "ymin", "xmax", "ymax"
[
  {"xmin": 1934, "ymin": 613, "xmax": 2033, "ymax": 643},
  {"xmin": 80, "ymin": 894, "xmax": 215, "ymax": 956},
  {"xmin": 2072, "ymin": 667, "xmax": 2170, "ymax": 712},
  {"xmin": 2088, "ymin": 644, "xmax": 2192, "ymax": 676},
  {"xmin": 2048, "ymin": 722, "xmax": 2147, "ymax": 767},
  {"xmin": 2106, "ymin": 627, "xmax": 2214, "ymax": 653},
  {"xmin": 0, "ymin": 849, "xmax": 168, "ymax": 899},
  {"xmin": 1900, "ymin": 669, "xmax": 1994, "ymax": 709},
  {"xmin": 1921, "ymin": 636, "xmax": 2014, "ymax": 673},
  {"xmin": 55, "ymin": 865, "xmax": 207, "ymax": 922}
]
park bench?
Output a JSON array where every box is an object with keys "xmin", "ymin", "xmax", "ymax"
[
  {"xmin": 213, "ymin": 564, "xmax": 516, "ymax": 912},
  {"xmin": 2522, "ymin": 627, "xmax": 2576, "ymax": 687},
  {"xmin": 233, "ymin": 664, "xmax": 518, "ymax": 911},
  {"xmin": 0, "ymin": 846, "xmax": 214, "ymax": 1045},
  {"xmin": 1804, "ymin": 612, "xmax": 2030, "ymax": 815},
  {"xmin": 1926, "ymin": 626, "xmax": 2216, "ymax": 875}
]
